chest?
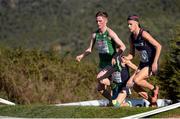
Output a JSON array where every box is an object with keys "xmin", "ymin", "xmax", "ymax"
[
  {"xmin": 133, "ymin": 36, "xmax": 146, "ymax": 50},
  {"xmin": 96, "ymin": 33, "xmax": 111, "ymax": 42},
  {"xmin": 96, "ymin": 33, "xmax": 113, "ymax": 50}
]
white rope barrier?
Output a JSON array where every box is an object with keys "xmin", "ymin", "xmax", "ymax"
[
  {"xmin": 55, "ymin": 98, "xmax": 172, "ymax": 107},
  {"xmin": 122, "ymin": 102, "xmax": 180, "ymax": 119},
  {"xmin": 0, "ymin": 98, "xmax": 178, "ymax": 118},
  {"xmin": 0, "ymin": 98, "xmax": 15, "ymax": 105}
]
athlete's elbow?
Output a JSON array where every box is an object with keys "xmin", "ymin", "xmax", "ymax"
[
  {"xmin": 121, "ymin": 45, "xmax": 126, "ymax": 51},
  {"xmin": 86, "ymin": 48, "xmax": 92, "ymax": 53},
  {"xmin": 156, "ymin": 43, "xmax": 162, "ymax": 51},
  {"xmin": 159, "ymin": 44, "xmax": 162, "ymax": 51},
  {"xmin": 128, "ymin": 54, "xmax": 134, "ymax": 60},
  {"xmin": 87, "ymin": 50, "xmax": 92, "ymax": 54}
]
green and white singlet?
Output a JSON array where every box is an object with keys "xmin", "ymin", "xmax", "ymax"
[{"xmin": 95, "ymin": 30, "xmax": 116, "ymax": 69}]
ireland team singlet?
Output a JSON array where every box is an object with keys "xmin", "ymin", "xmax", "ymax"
[{"xmin": 95, "ymin": 30, "xmax": 116, "ymax": 69}]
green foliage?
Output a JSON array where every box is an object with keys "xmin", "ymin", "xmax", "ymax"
[
  {"xmin": 0, "ymin": 48, "xmax": 99, "ymax": 104},
  {"xmin": 0, "ymin": 0, "xmax": 179, "ymax": 55},
  {"xmin": 0, "ymin": 0, "xmax": 179, "ymax": 104},
  {"xmin": 158, "ymin": 25, "xmax": 180, "ymax": 102}
]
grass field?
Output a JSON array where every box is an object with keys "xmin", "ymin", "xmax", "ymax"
[
  {"xmin": 150, "ymin": 107, "xmax": 180, "ymax": 118},
  {"xmin": 0, "ymin": 105, "xmax": 179, "ymax": 118}
]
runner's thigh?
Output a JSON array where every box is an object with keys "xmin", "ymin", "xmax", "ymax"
[
  {"xmin": 134, "ymin": 67, "xmax": 150, "ymax": 82},
  {"xmin": 97, "ymin": 66, "xmax": 115, "ymax": 80}
]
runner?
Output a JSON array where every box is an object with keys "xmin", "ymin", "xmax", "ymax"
[
  {"xmin": 123, "ymin": 15, "xmax": 162, "ymax": 106},
  {"xmin": 76, "ymin": 11, "xmax": 126, "ymax": 105},
  {"xmin": 111, "ymin": 56, "xmax": 137, "ymax": 107}
]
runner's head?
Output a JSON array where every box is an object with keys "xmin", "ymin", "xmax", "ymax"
[
  {"xmin": 96, "ymin": 11, "xmax": 108, "ymax": 30},
  {"xmin": 127, "ymin": 15, "xmax": 141, "ymax": 32}
]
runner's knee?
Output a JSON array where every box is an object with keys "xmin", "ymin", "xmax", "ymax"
[
  {"xmin": 97, "ymin": 75, "xmax": 104, "ymax": 81},
  {"xmin": 100, "ymin": 78, "xmax": 110, "ymax": 85},
  {"xmin": 96, "ymin": 74, "xmax": 101, "ymax": 80},
  {"xmin": 121, "ymin": 90, "xmax": 127, "ymax": 95},
  {"xmin": 122, "ymin": 87, "xmax": 130, "ymax": 95},
  {"xmin": 97, "ymin": 71, "xmax": 105, "ymax": 80},
  {"xmin": 133, "ymin": 76, "xmax": 141, "ymax": 85}
]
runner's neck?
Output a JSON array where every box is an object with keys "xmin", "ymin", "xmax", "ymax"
[
  {"xmin": 99, "ymin": 26, "xmax": 107, "ymax": 34},
  {"xmin": 133, "ymin": 27, "xmax": 141, "ymax": 39}
]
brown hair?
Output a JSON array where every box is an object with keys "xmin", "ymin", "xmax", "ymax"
[
  {"xmin": 96, "ymin": 11, "xmax": 108, "ymax": 18},
  {"xmin": 127, "ymin": 14, "xmax": 141, "ymax": 27}
]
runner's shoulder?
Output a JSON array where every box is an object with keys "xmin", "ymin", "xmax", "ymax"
[{"xmin": 106, "ymin": 27, "xmax": 117, "ymax": 38}]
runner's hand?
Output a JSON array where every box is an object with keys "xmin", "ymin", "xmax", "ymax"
[
  {"xmin": 126, "ymin": 80, "xmax": 134, "ymax": 88},
  {"xmin": 76, "ymin": 55, "xmax": 83, "ymax": 62},
  {"xmin": 122, "ymin": 55, "xmax": 133, "ymax": 61},
  {"xmin": 111, "ymin": 57, "xmax": 116, "ymax": 66},
  {"xmin": 122, "ymin": 56, "xmax": 129, "ymax": 60},
  {"xmin": 121, "ymin": 56, "xmax": 128, "ymax": 63}
]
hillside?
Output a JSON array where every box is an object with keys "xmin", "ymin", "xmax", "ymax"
[
  {"xmin": 0, "ymin": 0, "xmax": 179, "ymax": 54},
  {"xmin": 0, "ymin": 0, "xmax": 179, "ymax": 105}
]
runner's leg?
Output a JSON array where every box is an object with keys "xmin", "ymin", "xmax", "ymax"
[
  {"xmin": 133, "ymin": 84, "xmax": 148, "ymax": 100},
  {"xmin": 96, "ymin": 66, "xmax": 115, "ymax": 103},
  {"xmin": 133, "ymin": 67, "xmax": 159, "ymax": 106},
  {"xmin": 133, "ymin": 67, "xmax": 154, "ymax": 90}
]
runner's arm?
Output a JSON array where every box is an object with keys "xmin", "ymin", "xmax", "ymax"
[
  {"xmin": 108, "ymin": 28, "xmax": 126, "ymax": 56},
  {"xmin": 123, "ymin": 37, "xmax": 135, "ymax": 60},
  {"xmin": 107, "ymin": 28, "xmax": 126, "ymax": 66},
  {"xmin": 125, "ymin": 60, "xmax": 138, "ymax": 71},
  {"xmin": 142, "ymin": 31, "xmax": 161, "ymax": 74},
  {"xmin": 142, "ymin": 31, "xmax": 162, "ymax": 65},
  {"xmin": 121, "ymin": 57, "xmax": 138, "ymax": 70},
  {"xmin": 126, "ymin": 71, "xmax": 136, "ymax": 88},
  {"xmin": 76, "ymin": 33, "xmax": 96, "ymax": 62}
]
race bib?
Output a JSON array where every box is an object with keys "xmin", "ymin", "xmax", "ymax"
[
  {"xmin": 140, "ymin": 50, "xmax": 149, "ymax": 62},
  {"xmin": 97, "ymin": 40, "xmax": 109, "ymax": 54},
  {"xmin": 112, "ymin": 71, "xmax": 122, "ymax": 83}
]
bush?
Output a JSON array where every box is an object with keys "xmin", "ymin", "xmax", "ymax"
[{"xmin": 0, "ymin": 48, "xmax": 100, "ymax": 104}]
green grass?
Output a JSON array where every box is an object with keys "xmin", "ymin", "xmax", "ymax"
[
  {"xmin": 0, "ymin": 105, "xmax": 179, "ymax": 118},
  {"xmin": 0, "ymin": 105, "xmax": 153, "ymax": 118},
  {"xmin": 0, "ymin": 105, "xmax": 180, "ymax": 118},
  {"xmin": 150, "ymin": 107, "xmax": 180, "ymax": 118}
]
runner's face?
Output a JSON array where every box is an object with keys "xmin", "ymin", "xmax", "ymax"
[
  {"xmin": 96, "ymin": 16, "xmax": 107, "ymax": 30},
  {"xmin": 127, "ymin": 20, "xmax": 138, "ymax": 32}
]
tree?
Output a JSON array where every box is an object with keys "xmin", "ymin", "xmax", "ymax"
[{"xmin": 158, "ymin": 25, "xmax": 180, "ymax": 103}]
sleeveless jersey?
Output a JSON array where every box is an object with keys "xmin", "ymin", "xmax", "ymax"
[
  {"xmin": 131, "ymin": 28, "xmax": 156, "ymax": 69},
  {"xmin": 95, "ymin": 30, "xmax": 116, "ymax": 69},
  {"xmin": 111, "ymin": 64, "xmax": 130, "ymax": 84},
  {"xmin": 111, "ymin": 64, "xmax": 130, "ymax": 99}
]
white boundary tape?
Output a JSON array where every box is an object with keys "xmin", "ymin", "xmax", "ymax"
[
  {"xmin": 0, "ymin": 98, "xmax": 15, "ymax": 105},
  {"xmin": 55, "ymin": 98, "xmax": 172, "ymax": 107},
  {"xmin": 0, "ymin": 99, "xmax": 178, "ymax": 118},
  {"xmin": 0, "ymin": 116, "xmax": 24, "ymax": 119},
  {"xmin": 121, "ymin": 102, "xmax": 180, "ymax": 119}
]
